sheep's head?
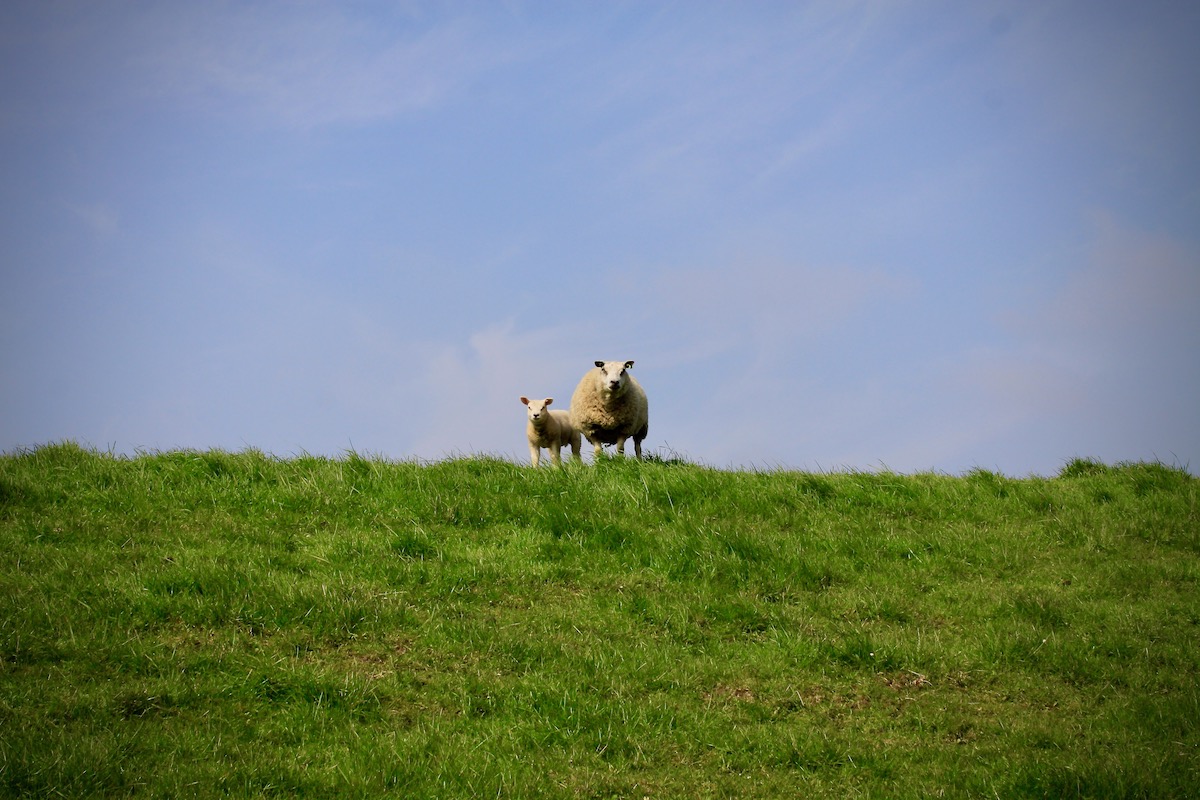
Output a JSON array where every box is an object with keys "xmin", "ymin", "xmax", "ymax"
[
  {"xmin": 594, "ymin": 360, "xmax": 634, "ymax": 395},
  {"xmin": 521, "ymin": 396, "xmax": 553, "ymax": 422}
]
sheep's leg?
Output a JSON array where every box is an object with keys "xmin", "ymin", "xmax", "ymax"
[
  {"xmin": 570, "ymin": 434, "xmax": 582, "ymax": 462},
  {"xmin": 550, "ymin": 442, "xmax": 562, "ymax": 466},
  {"xmin": 615, "ymin": 436, "xmax": 627, "ymax": 456},
  {"xmin": 634, "ymin": 438, "xmax": 643, "ymax": 460},
  {"xmin": 529, "ymin": 445, "xmax": 541, "ymax": 467}
]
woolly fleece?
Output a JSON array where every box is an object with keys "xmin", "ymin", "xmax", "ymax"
[
  {"xmin": 520, "ymin": 396, "xmax": 581, "ymax": 466},
  {"xmin": 568, "ymin": 360, "xmax": 649, "ymax": 459}
]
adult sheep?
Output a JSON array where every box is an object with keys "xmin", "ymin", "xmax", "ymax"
[{"xmin": 569, "ymin": 360, "xmax": 649, "ymax": 459}]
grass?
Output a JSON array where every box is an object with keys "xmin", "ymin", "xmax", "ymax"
[{"xmin": 1, "ymin": 442, "xmax": 1197, "ymax": 798}]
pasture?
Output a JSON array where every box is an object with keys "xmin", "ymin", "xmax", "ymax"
[{"xmin": 1, "ymin": 443, "xmax": 1196, "ymax": 797}]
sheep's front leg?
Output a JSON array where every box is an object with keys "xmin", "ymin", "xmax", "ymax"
[
  {"xmin": 529, "ymin": 445, "xmax": 541, "ymax": 467},
  {"xmin": 549, "ymin": 443, "xmax": 562, "ymax": 466}
]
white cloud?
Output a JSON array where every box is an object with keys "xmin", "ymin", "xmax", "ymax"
[
  {"xmin": 895, "ymin": 213, "xmax": 1200, "ymax": 474},
  {"xmin": 639, "ymin": 257, "xmax": 908, "ymax": 363},
  {"xmin": 568, "ymin": 3, "xmax": 903, "ymax": 201},
  {"xmin": 183, "ymin": 19, "xmax": 487, "ymax": 127},
  {"xmin": 1005, "ymin": 213, "xmax": 1200, "ymax": 362},
  {"xmin": 404, "ymin": 320, "xmax": 594, "ymax": 460},
  {"xmin": 24, "ymin": 2, "xmax": 521, "ymax": 130}
]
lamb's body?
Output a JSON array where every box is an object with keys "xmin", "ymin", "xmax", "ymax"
[
  {"xmin": 569, "ymin": 360, "xmax": 649, "ymax": 459},
  {"xmin": 520, "ymin": 397, "xmax": 581, "ymax": 467}
]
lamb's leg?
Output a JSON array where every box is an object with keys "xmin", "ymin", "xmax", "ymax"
[
  {"xmin": 550, "ymin": 442, "xmax": 562, "ymax": 466},
  {"xmin": 570, "ymin": 433, "xmax": 582, "ymax": 462},
  {"xmin": 529, "ymin": 444, "xmax": 541, "ymax": 467}
]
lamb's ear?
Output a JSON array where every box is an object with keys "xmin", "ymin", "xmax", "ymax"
[
  {"xmin": 520, "ymin": 396, "xmax": 530, "ymax": 406},
  {"xmin": 624, "ymin": 360, "xmax": 635, "ymax": 369},
  {"xmin": 544, "ymin": 398, "xmax": 554, "ymax": 406},
  {"xmin": 594, "ymin": 361, "xmax": 605, "ymax": 368}
]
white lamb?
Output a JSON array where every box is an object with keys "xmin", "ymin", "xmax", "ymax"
[
  {"xmin": 569, "ymin": 360, "xmax": 649, "ymax": 459},
  {"xmin": 520, "ymin": 396, "xmax": 581, "ymax": 467}
]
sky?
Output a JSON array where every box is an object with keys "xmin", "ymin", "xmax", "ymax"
[{"xmin": 2, "ymin": 1, "xmax": 1198, "ymax": 476}]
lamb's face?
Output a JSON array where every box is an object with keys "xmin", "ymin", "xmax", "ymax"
[
  {"xmin": 522, "ymin": 397, "xmax": 553, "ymax": 422},
  {"xmin": 595, "ymin": 360, "xmax": 633, "ymax": 395}
]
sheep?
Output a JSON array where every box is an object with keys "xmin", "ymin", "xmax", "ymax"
[
  {"xmin": 520, "ymin": 396, "xmax": 581, "ymax": 466},
  {"xmin": 569, "ymin": 360, "xmax": 649, "ymax": 459}
]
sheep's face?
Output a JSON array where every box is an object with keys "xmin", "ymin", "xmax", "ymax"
[
  {"xmin": 522, "ymin": 397, "xmax": 553, "ymax": 422},
  {"xmin": 595, "ymin": 360, "xmax": 634, "ymax": 395}
]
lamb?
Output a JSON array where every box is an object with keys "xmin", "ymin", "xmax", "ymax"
[
  {"xmin": 519, "ymin": 396, "xmax": 581, "ymax": 466},
  {"xmin": 569, "ymin": 360, "xmax": 649, "ymax": 459}
]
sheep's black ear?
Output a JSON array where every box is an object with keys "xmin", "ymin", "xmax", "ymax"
[
  {"xmin": 624, "ymin": 361, "xmax": 634, "ymax": 369},
  {"xmin": 520, "ymin": 396, "xmax": 530, "ymax": 405},
  {"xmin": 545, "ymin": 398, "xmax": 553, "ymax": 406},
  {"xmin": 595, "ymin": 361, "xmax": 605, "ymax": 368}
]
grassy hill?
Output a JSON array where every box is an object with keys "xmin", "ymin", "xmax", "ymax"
[{"xmin": 1, "ymin": 442, "xmax": 1197, "ymax": 798}]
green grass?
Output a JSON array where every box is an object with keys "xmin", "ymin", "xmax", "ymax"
[{"xmin": 1, "ymin": 443, "xmax": 1197, "ymax": 798}]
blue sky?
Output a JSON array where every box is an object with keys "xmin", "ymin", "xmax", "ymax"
[{"xmin": 2, "ymin": 1, "xmax": 1198, "ymax": 475}]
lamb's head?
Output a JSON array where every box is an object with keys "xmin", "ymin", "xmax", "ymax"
[
  {"xmin": 594, "ymin": 360, "xmax": 634, "ymax": 396},
  {"xmin": 520, "ymin": 396, "xmax": 553, "ymax": 424}
]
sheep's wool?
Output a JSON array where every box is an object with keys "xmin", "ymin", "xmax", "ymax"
[{"xmin": 568, "ymin": 360, "xmax": 649, "ymax": 458}]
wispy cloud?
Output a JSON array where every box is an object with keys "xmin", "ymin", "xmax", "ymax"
[
  {"xmin": 131, "ymin": 5, "xmax": 517, "ymax": 128},
  {"xmin": 6, "ymin": 2, "xmax": 522, "ymax": 130},
  {"xmin": 567, "ymin": 4, "xmax": 896, "ymax": 199},
  {"xmin": 641, "ymin": 257, "xmax": 906, "ymax": 361},
  {"xmin": 66, "ymin": 201, "xmax": 120, "ymax": 238},
  {"xmin": 902, "ymin": 213, "xmax": 1200, "ymax": 473},
  {"xmin": 1005, "ymin": 213, "xmax": 1200, "ymax": 361}
]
